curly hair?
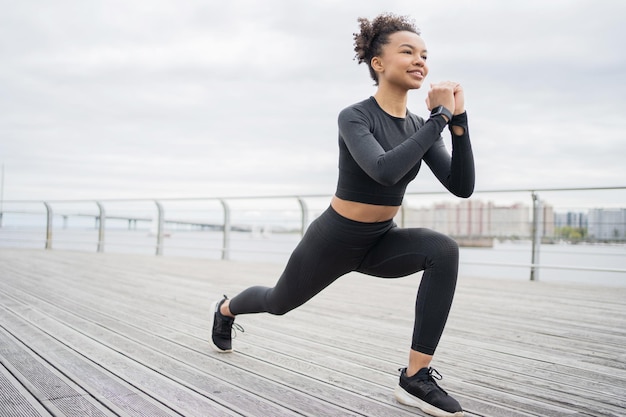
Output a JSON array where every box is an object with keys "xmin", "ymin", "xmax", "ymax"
[{"xmin": 353, "ymin": 13, "xmax": 420, "ymax": 85}]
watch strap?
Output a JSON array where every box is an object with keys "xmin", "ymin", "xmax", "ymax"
[{"xmin": 430, "ymin": 105, "xmax": 453, "ymax": 122}]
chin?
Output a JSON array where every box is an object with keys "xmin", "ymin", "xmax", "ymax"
[{"xmin": 408, "ymin": 79, "xmax": 425, "ymax": 90}]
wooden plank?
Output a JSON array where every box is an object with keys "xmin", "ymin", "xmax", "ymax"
[
  {"xmin": 0, "ymin": 305, "xmax": 243, "ymax": 417},
  {"xmin": 0, "ymin": 269, "xmax": 419, "ymax": 416},
  {"xmin": 1, "ymin": 248, "xmax": 625, "ymax": 417},
  {"xmin": 0, "ymin": 360, "xmax": 53, "ymax": 417},
  {"xmin": 0, "ymin": 289, "xmax": 318, "ymax": 417},
  {"xmin": 0, "ymin": 250, "xmax": 444, "ymax": 415},
  {"xmin": 0, "ymin": 325, "xmax": 113, "ymax": 417}
]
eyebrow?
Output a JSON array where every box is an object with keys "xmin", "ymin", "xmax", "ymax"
[{"xmin": 399, "ymin": 44, "xmax": 427, "ymax": 53}]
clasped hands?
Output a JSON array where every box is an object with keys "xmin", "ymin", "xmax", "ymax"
[{"xmin": 425, "ymin": 81, "xmax": 464, "ymax": 116}]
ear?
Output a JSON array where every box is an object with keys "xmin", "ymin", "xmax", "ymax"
[{"xmin": 370, "ymin": 56, "xmax": 384, "ymax": 73}]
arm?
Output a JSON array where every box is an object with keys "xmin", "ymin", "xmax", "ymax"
[
  {"xmin": 338, "ymin": 107, "xmax": 448, "ymax": 186},
  {"xmin": 423, "ymin": 111, "xmax": 475, "ymax": 198}
]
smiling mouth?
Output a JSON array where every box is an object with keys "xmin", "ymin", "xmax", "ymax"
[{"xmin": 408, "ymin": 71, "xmax": 424, "ymax": 79}]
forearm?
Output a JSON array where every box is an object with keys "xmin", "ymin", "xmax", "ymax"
[
  {"xmin": 448, "ymin": 112, "xmax": 474, "ymax": 197},
  {"xmin": 374, "ymin": 116, "xmax": 448, "ymax": 185},
  {"xmin": 424, "ymin": 111, "xmax": 475, "ymax": 197},
  {"xmin": 449, "ymin": 111, "xmax": 468, "ymax": 137},
  {"xmin": 341, "ymin": 115, "xmax": 447, "ymax": 186}
]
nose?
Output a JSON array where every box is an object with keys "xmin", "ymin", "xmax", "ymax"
[{"xmin": 414, "ymin": 55, "xmax": 425, "ymax": 66}]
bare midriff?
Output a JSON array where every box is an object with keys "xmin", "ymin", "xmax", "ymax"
[{"xmin": 330, "ymin": 195, "xmax": 400, "ymax": 223}]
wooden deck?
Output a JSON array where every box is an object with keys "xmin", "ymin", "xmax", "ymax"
[{"xmin": 0, "ymin": 248, "xmax": 624, "ymax": 417}]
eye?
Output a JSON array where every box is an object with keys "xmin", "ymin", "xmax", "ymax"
[{"xmin": 421, "ymin": 55, "xmax": 428, "ymax": 61}]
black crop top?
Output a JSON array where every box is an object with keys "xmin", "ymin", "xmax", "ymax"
[{"xmin": 335, "ymin": 96, "xmax": 475, "ymax": 206}]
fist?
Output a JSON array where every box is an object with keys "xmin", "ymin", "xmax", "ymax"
[{"xmin": 425, "ymin": 81, "xmax": 457, "ymax": 114}]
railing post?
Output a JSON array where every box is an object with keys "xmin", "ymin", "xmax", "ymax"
[
  {"xmin": 297, "ymin": 197, "xmax": 309, "ymax": 237},
  {"xmin": 96, "ymin": 201, "xmax": 105, "ymax": 253},
  {"xmin": 43, "ymin": 202, "xmax": 53, "ymax": 250},
  {"xmin": 399, "ymin": 202, "xmax": 406, "ymax": 228},
  {"xmin": 220, "ymin": 199, "xmax": 231, "ymax": 260},
  {"xmin": 154, "ymin": 200, "xmax": 165, "ymax": 256},
  {"xmin": 530, "ymin": 192, "xmax": 543, "ymax": 281}
]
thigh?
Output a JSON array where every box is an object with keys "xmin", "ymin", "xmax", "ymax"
[
  {"xmin": 266, "ymin": 215, "xmax": 367, "ymax": 312},
  {"xmin": 357, "ymin": 227, "xmax": 457, "ymax": 278}
]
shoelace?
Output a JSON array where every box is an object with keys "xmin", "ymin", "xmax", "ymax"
[
  {"xmin": 428, "ymin": 367, "xmax": 443, "ymax": 381},
  {"xmin": 425, "ymin": 367, "xmax": 448, "ymax": 395},
  {"xmin": 215, "ymin": 296, "xmax": 245, "ymax": 338},
  {"xmin": 215, "ymin": 316, "xmax": 245, "ymax": 339},
  {"xmin": 398, "ymin": 367, "xmax": 449, "ymax": 395},
  {"xmin": 231, "ymin": 322, "xmax": 245, "ymax": 339}
]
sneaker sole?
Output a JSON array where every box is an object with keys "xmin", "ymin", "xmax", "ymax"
[
  {"xmin": 209, "ymin": 299, "xmax": 233, "ymax": 353},
  {"xmin": 394, "ymin": 385, "xmax": 464, "ymax": 417}
]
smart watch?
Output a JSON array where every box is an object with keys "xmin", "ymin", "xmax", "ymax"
[{"xmin": 430, "ymin": 105, "xmax": 453, "ymax": 122}]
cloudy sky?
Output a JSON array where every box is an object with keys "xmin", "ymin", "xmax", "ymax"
[{"xmin": 2, "ymin": 0, "xmax": 625, "ymax": 203}]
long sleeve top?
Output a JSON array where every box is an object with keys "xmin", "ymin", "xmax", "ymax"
[{"xmin": 335, "ymin": 96, "xmax": 475, "ymax": 206}]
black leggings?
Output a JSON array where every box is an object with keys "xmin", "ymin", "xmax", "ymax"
[{"xmin": 228, "ymin": 205, "xmax": 459, "ymax": 355}]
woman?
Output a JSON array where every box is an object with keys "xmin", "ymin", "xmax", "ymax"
[{"xmin": 209, "ymin": 13, "xmax": 474, "ymax": 417}]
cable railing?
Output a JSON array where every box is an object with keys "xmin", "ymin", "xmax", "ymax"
[{"xmin": 1, "ymin": 186, "xmax": 625, "ymax": 284}]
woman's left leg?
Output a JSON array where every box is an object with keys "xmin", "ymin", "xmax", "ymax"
[
  {"xmin": 357, "ymin": 226, "xmax": 464, "ymax": 415},
  {"xmin": 357, "ymin": 226, "xmax": 459, "ymax": 372}
]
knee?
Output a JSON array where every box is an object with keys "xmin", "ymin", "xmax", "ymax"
[
  {"xmin": 429, "ymin": 232, "xmax": 459, "ymax": 261},
  {"xmin": 443, "ymin": 234, "xmax": 459, "ymax": 255},
  {"xmin": 265, "ymin": 291, "xmax": 293, "ymax": 316},
  {"xmin": 267, "ymin": 304, "xmax": 291, "ymax": 316}
]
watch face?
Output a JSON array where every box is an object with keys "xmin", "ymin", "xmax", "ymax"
[{"xmin": 430, "ymin": 105, "xmax": 451, "ymax": 120}]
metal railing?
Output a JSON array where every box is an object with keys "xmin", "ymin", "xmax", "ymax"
[{"xmin": 1, "ymin": 186, "xmax": 625, "ymax": 282}]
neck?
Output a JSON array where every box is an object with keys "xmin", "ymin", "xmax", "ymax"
[{"xmin": 373, "ymin": 86, "xmax": 408, "ymax": 118}]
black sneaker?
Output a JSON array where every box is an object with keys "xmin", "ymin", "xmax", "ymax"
[
  {"xmin": 394, "ymin": 367, "xmax": 464, "ymax": 417},
  {"xmin": 209, "ymin": 295, "xmax": 243, "ymax": 353}
]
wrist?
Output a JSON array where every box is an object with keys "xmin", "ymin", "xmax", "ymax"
[
  {"xmin": 450, "ymin": 111, "xmax": 467, "ymax": 125},
  {"xmin": 430, "ymin": 105, "xmax": 453, "ymax": 123},
  {"xmin": 450, "ymin": 125, "xmax": 465, "ymax": 136}
]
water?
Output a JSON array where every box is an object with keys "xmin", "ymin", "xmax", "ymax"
[
  {"xmin": 460, "ymin": 240, "xmax": 626, "ymax": 286},
  {"xmin": 1, "ymin": 227, "xmax": 625, "ymax": 287}
]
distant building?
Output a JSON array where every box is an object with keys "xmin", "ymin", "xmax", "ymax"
[
  {"xmin": 554, "ymin": 212, "xmax": 588, "ymax": 229},
  {"xmin": 588, "ymin": 208, "xmax": 626, "ymax": 241},
  {"xmin": 487, "ymin": 202, "xmax": 531, "ymax": 238},
  {"xmin": 402, "ymin": 199, "xmax": 553, "ymax": 238}
]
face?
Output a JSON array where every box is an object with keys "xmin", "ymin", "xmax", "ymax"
[{"xmin": 372, "ymin": 31, "xmax": 429, "ymax": 90}]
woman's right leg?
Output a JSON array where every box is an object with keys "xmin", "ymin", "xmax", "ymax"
[
  {"xmin": 227, "ymin": 237, "xmax": 349, "ymax": 316},
  {"xmin": 227, "ymin": 208, "xmax": 373, "ymax": 316},
  {"xmin": 210, "ymin": 232, "xmax": 345, "ymax": 352},
  {"xmin": 210, "ymin": 206, "xmax": 392, "ymax": 352}
]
